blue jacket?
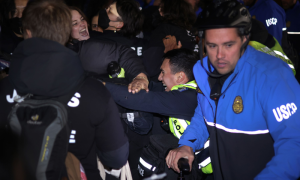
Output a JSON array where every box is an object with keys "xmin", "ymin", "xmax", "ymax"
[
  {"xmin": 286, "ymin": 1, "xmax": 300, "ymax": 32},
  {"xmin": 248, "ymin": 0, "xmax": 286, "ymax": 45},
  {"xmin": 179, "ymin": 46, "xmax": 300, "ymax": 179}
]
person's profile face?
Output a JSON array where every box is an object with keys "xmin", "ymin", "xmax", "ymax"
[
  {"xmin": 9, "ymin": 0, "xmax": 28, "ymax": 18},
  {"xmin": 106, "ymin": 2, "xmax": 123, "ymax": 28},
  {"xmin": 204, "ymin": 28, "xmax": 247, "ymax": 75},
  {"xmin": 158, "ymin": 59, "xmax": 178, "ymax": 92},
  {"xmin": 91, "ymin": 15, "xmax": 103, "ymax": 32},
  {"xmin": 158, "ymin": 4, "xmax": 164, "ymax": 17},
  {"xmin": 71, "ymin": 10, "xmax": 90, "ymax": 41}
]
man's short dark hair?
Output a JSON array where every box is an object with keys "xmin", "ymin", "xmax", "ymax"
[
  {"xmin": 162, "ymin": 48, "xmax": 198, "ymax": 81},
  {"xmin": 116, "ymin": 0, "xmax": 144, "ymax": 38},
  {"xmin": 22, "ymin": 1, "xmax": 72, "ymax": 45}
]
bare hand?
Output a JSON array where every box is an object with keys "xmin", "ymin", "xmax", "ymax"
[
  {"xmin": 128, "ymin": 73, "xmax": 149, "ymax": 94},
  {"xmin": 165, "ymin": 146, "xmax": 194, "ymax": 173},
  {"xmin": 163, "ymin": 35, "xmax": 182, "ymax": 53}
]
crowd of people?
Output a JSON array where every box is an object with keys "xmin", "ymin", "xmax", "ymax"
[{"xmin": 0, "ymin": 0, "xmax": 300, "ymax": 180}]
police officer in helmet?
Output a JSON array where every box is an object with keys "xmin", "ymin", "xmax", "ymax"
[{"xmin": 166, "ymin": 0, "xmax": 300, "ymax": 179}]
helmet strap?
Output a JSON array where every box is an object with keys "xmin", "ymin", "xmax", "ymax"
[{"xmin": 239, "ymin": 34, "xmax": 250, "ymax": 58}]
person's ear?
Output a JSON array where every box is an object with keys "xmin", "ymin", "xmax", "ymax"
[
  {"xmin": 24, "ymin": 29, "xmax": 32, "ymax": 39},
  {"xmin": 176, "ymin": 72, "xmax": 186, "ymax": 84},
  {"xmin": 242, "ymin": 35, "xmax": 249, "ymax": 43},
  {"xmin": 116, "ymin": 22, "xmax": 124, "ymax": 29}
]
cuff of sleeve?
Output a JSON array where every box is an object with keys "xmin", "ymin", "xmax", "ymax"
[
  {"xmin": 178, "ymin": 139, "xmax": 196, "ymax": 152},
  {"xmin": 128, "ymin": 71, "xmax": 148, "ymax": 82}
]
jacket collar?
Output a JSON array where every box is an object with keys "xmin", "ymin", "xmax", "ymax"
[
  {"xmin": 193, "ymin": 45, "xmax": 256, "ymax": 97},
  {"xmin": 171, "ymin": 80, "xmax": 197, "ymax": 91}
]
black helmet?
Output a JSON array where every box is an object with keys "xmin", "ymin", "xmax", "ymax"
[{"xmin": 196, "ymin": 0, "xmax": 252, "ymax": 35}]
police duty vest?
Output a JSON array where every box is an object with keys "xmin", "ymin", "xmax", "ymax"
[
  {"xmin": 249, "ymin": 38, "xmax": 296, "ymax": 75},
  {"xmin": 169, "ymin": 81, "xmax": 197, "ymax": 139},
  {"xmin": 195, "ymin": 138, "xmax": 213, "ymax": 174}
]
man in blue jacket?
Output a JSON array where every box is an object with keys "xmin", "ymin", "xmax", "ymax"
[
  {"xmin": 166, "ymin": 1, "xmax": 300, "ymax": 179},
  {"xmin": 243, "ymin": 0, "xmax": 286, "ymax": 45}
]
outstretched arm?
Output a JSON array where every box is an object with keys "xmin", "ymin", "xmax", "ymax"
[{"xmin": 105, "ymin": 82, "xmax": 196, "ymax": 119}]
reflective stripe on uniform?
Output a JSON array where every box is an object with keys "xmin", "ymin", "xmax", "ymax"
[
  {"xmin": 289, "ymin": 64, "xmax": 295, "ymax": 69},
  {"xmin": 199, "ymin": 157, "xmax": 211, "ymax": 168},
  {"xmin": 273, "ymin": 50, "xmax": 289, "ymax": 60},
  {"xmin": 197, "ymin": 138, "xmax": 213, "ymax": 174},
  {"xmin": 287, "ymin": 32, "xmax": 300, "ymax": 34},
  {"xmin": 205, "ymin": 118, "xmax": 269, "ymax": 135},
  {"xmin": 139, "ymin": 157, "xmax": 155, "ymax": 170},
  {"xmin": 204, "ymin": 139, "xmax": 210, "ymax": 149}
]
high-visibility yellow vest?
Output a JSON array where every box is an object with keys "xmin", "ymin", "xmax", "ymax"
[
  {"xmin": 169, "ymin": 81, "xmax": 197, "ymax": 139},
  {"xmin": 195, "ymin": 139, "xmax": 213, "ymax": 174},
  {"xmin": 170, "ymin": 81, "xmax": 213, "ymax": 174},
  {"xmin": 249, "ymin": 38, "xmax": 296, "ymax": 75}
]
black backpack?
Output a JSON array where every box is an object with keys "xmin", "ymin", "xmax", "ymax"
[{"xmin": 8, "ymin": 80, "xmax": 84, "ymax": 180}]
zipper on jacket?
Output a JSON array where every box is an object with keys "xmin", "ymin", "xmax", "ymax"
[{"xmin": 212, "ymin": 73, "xmax": 238, "ymax": 180}]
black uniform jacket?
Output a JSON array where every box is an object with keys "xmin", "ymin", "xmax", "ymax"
[
  {"xmin": 143, "ymin": 23, "xmax": 198, "ymax": 81},
  {"xmin": 0, "ymin": 38, "xmax": 128, "ymax": 180},
  {"xmin": 90, "ymin": 30, "xmax": 148, "ymax": 57},
  {"xmin": 69, "ymin": 37, "xmax": 147, "ymax": 82},
  {"xmin": 105, "ymin": 81, "xmax": 198, "ymax": 120}
]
